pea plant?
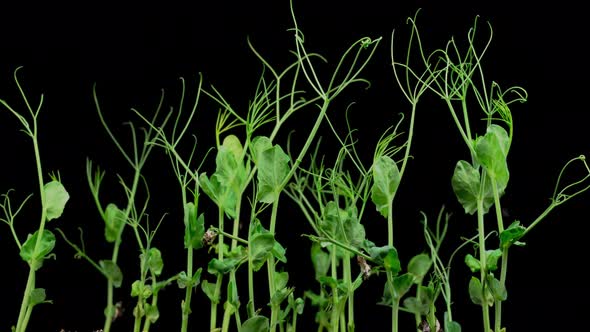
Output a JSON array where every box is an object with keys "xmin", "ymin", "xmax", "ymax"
[
  {"xmin": 1, "ymin": 67, "xmax": 70, "ymax": 332},
  {"xmin": 2, "ymin": 3, "xmax": 589, "ymax": 332},
  {"xmin": 389, "ymin": 12, "xmax": 590, "ymax": 332}
]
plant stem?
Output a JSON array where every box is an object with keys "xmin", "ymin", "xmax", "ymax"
[
  {"xmin": 330, "ymin": 249, "xmax": 339, "ymax": 332},
  {"xmin": 15, "ymin": 123, "xmax": 47, "ymax": 332},
  {"xmin": 268, "ymin": 198, "xmax": 280, "ymax": 332},
  {"xmin": 477, "ymin": 198, "xmax": 491, "ymax": 332},
  {"xmin": 211, "ymin": 207, "xmax": 225, "ymax": 331},
  {"xmin": 343, "ymin": 252, "xmax": 354, "ymax": 331}
]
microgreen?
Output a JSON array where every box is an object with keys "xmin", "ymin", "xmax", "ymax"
[{"xmin": 3, "ymin": 3, "xmax": 589, "ymax": 332}]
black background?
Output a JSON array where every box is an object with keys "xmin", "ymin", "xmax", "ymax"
[{"xmin": 1, "ymin": 1, "xmax": 588, "ymax": 331}]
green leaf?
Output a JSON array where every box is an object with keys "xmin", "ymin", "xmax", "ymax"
[
  {"xmin": 146, "ymin": 248, "xmax": 164, "ymax": 276},
  {"xmin": 487, "ymin": 274, "xmax": 507, "ymax": 302},
  {"xmin": 145, "ymin": 303, "xmax": 160, "ymax": 323},
  {"xmin": 20, "ymin": 230, "xmax": 56, "ymax": 270},
  {"xmin": 500, "ymin": 221, "xmax": 526, "ymax": 249},
  {"xmin": 99, "ymin": 260, "xmax": 123, "ymax": 288},
  {"xmin": 451, "ymin": 160, "xmax": 493, "ymax": 215},
  {"xmin": 199, "ymin": 136, "xmax": 248, "ymax": 218},
  {"xmin": 253, "ymin": 137, "xmax": 290, "ymax": 204},
  {"xmin": 485, "ymin": 249, "xmax": 502, "ymax": 271},
  {"xmin": 44, "ymin": 181, "xmax": 69, "ymax": 221},
  {"xmin": 104, "ymin": 203, "xmax": 125, "ymax": 243},
  {"xmin": 475, "ymin": 124, "xmax": 510, "ymax": 192},
  {"xmin": 29, "ymin": 288, "xmax": 48, "ymax": 307},
  {"xmin": 464, "ymin": 254, "xmax": 481, "ymax": 273},
  {"xmin": 250, "ymin": 232, "xmax": 275, "ymax": 272},
  {"xmin": 468, "ymin": 277, "xmax": 493, "ymax": 306},
  {"xmin": 271, "ymin": 287, "xmax": 293, "ymax": 307},
  {"xmin": 241, "ymin": 315, "xmax": 270, "ymax": 332},
  {"xmin": 222, "ymin": 134, "xmax": 243, "ymax": 161},
  {"xmin": 272, "ymin": 240, "xmax": 287, "ymax": 263},
  {"xmin": 311, "ymin": 243, "xmax": 330, "ymax": 280},
  {"xmin": 184, "ymin": 202, "xmax": 205, "ymax": 249},
  {"xmin": 371, "ymin": 156, "xmax": 400, "ymax": 218},
  {"xmin": 201, "ymin": 279, "xmax": 218, "ymax": 303},
  {"xmin": 131, "ymin": 280, "xmax": 152, "ymax": 298},
  {"xmin": 208, "ymin": 258, "xmax": 240, "ymax": 275},
  {"xmin": 177, "ymin": 268, "xmax": 202, "ymax": 289},
  {"xmin": 369, "ymin": 245, "xmax": 401, "ymax": 275},
  {"xmin": 408, "ymin": 253, "xmax": 431, "ymax": 281},
  {"xmin": 275, "ymin": 271, "xmax": 289, "ymax": 291},
  {"xmin": 392, "ymin": 273, "xmax": 414, "ymax": 300}
]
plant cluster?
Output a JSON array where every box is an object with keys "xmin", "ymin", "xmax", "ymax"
[{"xmin": 2, "ymin": 4, "xmax": 589, "ymax": 332}]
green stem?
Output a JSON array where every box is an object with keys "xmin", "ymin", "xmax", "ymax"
[
  {"xmin": 181, "ymin": 247, "xmax": 193, "ymax": 332},
  {"xmin": 211, "ymin": 208, "xmax": 225, "ymax": 331},
  {"xmin": 343, "ymin": 253, "xmax": 354, "ymax": 332},
  {"xmin": 491, "ymin": 178, "xmax": 505, "ymax": 332},
  {"xmin": 15, "ymin": 124, "xmax": 47, "ymax": 332},
  {"xmin": 330, "ymin": 249, "xmax": 339, "ymax": 332},
  {"xmin": 391, "ymin": 296, "xmax": 400, "ymax": 332},
  {"xmin": 495, "ymin": 248, "xmax": 508, "ymax": 332},
  {"xmin": 477, "ymin": 198, "xmax": 491, "ymax": 332},
  {"xmin": 268, "ymin": 199, "xmax": 280, "ymax": 332}
]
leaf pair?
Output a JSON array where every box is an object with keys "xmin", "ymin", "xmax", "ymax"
[{"xmin": 452, "ymin": 125, "xmax": 510, "ymax": 215}]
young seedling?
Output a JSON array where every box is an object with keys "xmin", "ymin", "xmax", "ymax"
[
  {"xmin": 58, "ymin": 85, "xmax": 179, "ymax": 332},
  {"xmin": 0, "ymin": 67, "xmax": 70, "ymax": 332}
]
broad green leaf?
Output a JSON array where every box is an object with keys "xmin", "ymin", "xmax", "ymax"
[
  {"xmin": 468, "ymin": 277, "xmax": 493, "ymax": 306},
  {"xmin": 408, "ymin": 253, "xmax": 431, "ymax": 281},
  {"xmin": 222, "ymin": 134, "xmax": 243, "ymax": 161},
  {"xmin": 371, "ymin": 156, "xmax": 400, "ymax": 218},
  {"xmin": 44, "ymin": 181, "xmax": 69, "ymax": 221},
  {"xmin": 475, "ymin": 124, "xmax": 510, "ymax": 192},
  {"xmin": 242, "ymin": 315, "xmax": 270, "ymax": 332},
  {"xmin": 20, "ymin": 230, "xmax": 56, "ymax": 270},
  {"xmin": 208, "ymin": 257, "xmax": 241, "ymax": 275},
  {"xmin": 99, "ymin": 259, "xmax": 123, "ymax": 288},
  {"xmin": 184, "ymin": 202, "xmax": 205, "ymax": 249},
  {"xmin": 104, "ymin": 203, "xmax": 125, "ymax": 243},
  {"xmin": 464, "ymin": 254, "xmax": 481, "ymax": 273},
  {"xmin": 199, "ymin": 136, "xmax": 248, "ymax": 217},
  {"xmin": 253, "ymin": 137, "xmax": 290, "ymax": 204},
  {"xmin": 275, "ymin": 271, "xmax": 289, "ymax": 291},
  {"xmin": 320, "ymin": 202, "xmax": 365, "ymax": 257},
  {"xmin": 451, "ymin": 160, "xmax": 493, "ymax": 215},
  {"xmin": 250, "ymin": 232, "xmax": 275, "ymax": 271},
  {"xmin": 131, "ymin": 280, "xmax": 152, "ymax": 298},
  {"xmin": 251, "ymin": 136, "xmax": 273, "ymax": 164},
  {"xmin": 177, "ymin": 268, "xmax": 202, "ymax": 289},
  {"xmin": 271, "ymin": 287, "xmax": 293, "ymax": 307},
  {"xmin": 146, "ymin": 248, "xmax": 164, "ymax": 276},
  {"xmin": 311, "ymin": 243, "xmax": 330, "ymax": 280},
  {"xmin": 29, "ymin": 288, "xmax": 48, "ymax": 307},
  {"xmin": 500, "ymin": 221, "xmax": 526, "ymax": 249},
  {"xmin": 369, "ymin": 245, "xmax": 401, "ymax": 275},
  {"xmin": 341, "ymin": 206, "xmax": 365, "ymax": 248},
  {"xmin": 201, "ymin": 279, "xmax": 218, "ymax": 303},
  {"xmin": 392, "ymin": 273, "xmax": 414, "ymax": 300},
  {"xmin": 145, "ymin": 303, "xmax": 159, "ymax": 323},
  {"xmin": 272, "ymin": 240, "xmax": 287, "ymax": 263},
  {"xmin": 486, "ymin": 274, "xmax": 507, "ymax": 301},
  {"xmin": 485, "ymin": 249, "xmax": 502, "ymax": 271}
]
